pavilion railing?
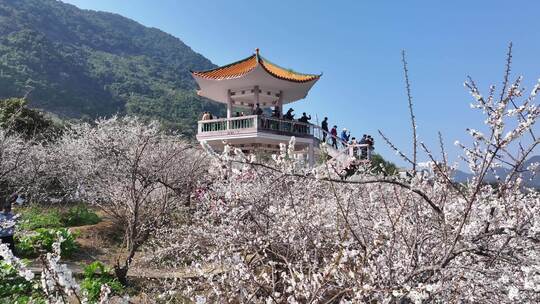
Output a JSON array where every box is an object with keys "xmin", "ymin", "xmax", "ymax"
[{"xmin": 198, "ymin": 115, "xmax": 313, "ymax": 137}]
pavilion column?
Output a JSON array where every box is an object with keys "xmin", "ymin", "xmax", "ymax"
[
  {"xmin": 227, "ymin": 90, "xmax": 233, "ymax": 118},
  {"xmin": 278, "ymin": 90, "xmax": 283, "ymax": 118},
  {"xmin": 308, "ymin": 142, "xmax": 315, "ymax": 167},
  {"xmin": 254, "ymin": 85, "xmax": 260, "ymax": 107},
  {"xmin": 227, "ymin": 90, "xmax": 233, "ymax": 130}
]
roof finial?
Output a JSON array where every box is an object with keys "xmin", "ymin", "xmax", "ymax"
[{"xmin": 255, "ymin": 48, "xmax": 260, "ymax": 55}]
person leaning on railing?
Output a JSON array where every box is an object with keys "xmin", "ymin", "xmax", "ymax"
[
  {"xmin": 284, "ymin": 108, "xmax": 294, "ymax": 120},
  {"xmin": 201, "ymin": 111, "xmax": 210, "ymax": 121},
  {"xmin": 298, "ymin": 113, "xmax": 311, "ymax": 134}
]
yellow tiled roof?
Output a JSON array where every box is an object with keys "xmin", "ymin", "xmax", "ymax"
[{"xmin": 191, "ymin": 51, "xmax": 320, "ymax": 83}]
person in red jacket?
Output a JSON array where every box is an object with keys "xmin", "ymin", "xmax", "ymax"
[{"xmin": 330, "ymin": 125, "xmax": 338, "ymax": 149}]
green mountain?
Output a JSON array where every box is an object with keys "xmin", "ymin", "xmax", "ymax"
[{"xmin": 0, "ymin": 0, "xmax": 224, "ymax": 136}]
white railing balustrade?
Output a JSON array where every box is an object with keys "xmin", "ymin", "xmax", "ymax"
[{"xmin": 198, "ymin": 115, "xmax": 314, "ymax": 137}]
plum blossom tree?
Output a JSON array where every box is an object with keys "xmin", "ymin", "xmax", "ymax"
[
  {"xmin": 150, "ymin": 47, "xmax": 540, "ymax": 303},
  {"xmin": 56, "ymin": 116, "xmax": 208, "ymax": 283},
  {"xmin": 0, "ymin": 46, "xmax": 538, "ymax": 303}
]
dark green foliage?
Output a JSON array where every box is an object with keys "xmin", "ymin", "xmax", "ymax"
[
  {"xmin": 0, "ymin": 97, "xmax": 61, "ymax": 140},
  {"xmin": 18, "ymin": 204, "xmax": 101, "ymax": 230},
  {"xmin": 81, "ymin": 261, "xmax": 124, "ymax": 302},
  {"xmin": 17, "ymin": 205, "xmax": 63, "ymax": 230},
  {"xmin": 15, "ymin": 228, "xmax": 78, "ymax": 258},
  {"xmin": 0, "ymin": 261, "xmax": 45, "ymax": 304},
  {"xmin": 62, "ymin": 205, "xmax": 101, "ymax": 227},
  {"xmin": 0, "ymin": 0, "xmax": 225, "ymax": 136},
  {"xmin": 370, "ymin": 153, "xmax": 398, "ymax": 176}
]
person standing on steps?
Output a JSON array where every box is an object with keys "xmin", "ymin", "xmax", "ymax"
[
  {"xmin": 366, "ymin": 135, "xmax": 375, "ymax": 159},
  {"xmin": 330, "ymin": 125, "xmax": 338, "ymax": 149},
  {"xmin": 321, "ymin": 117, "xmax": 329, "ymax": 142},
  {"xmin": 350, "ymin": 137, "xmax": 358, "ymax": 157},
  {"xmin": 359, "ymin": 134, "xmax": 368, "ymax": 159},
  {"xmin": 341, "ymin": 128, "xmax": 350, "ymax": 148}
]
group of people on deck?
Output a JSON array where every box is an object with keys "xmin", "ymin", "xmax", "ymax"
[
  {"xmin": 201, "ymin": 105, "xmax": 313, "ymax": 126},
  {"xmin": 321, "ymin": 117, "xmax": 374, "ymax": 159},
  {"xmin": 200, "ymin": 111, "xmax": 214, "ymax": 120}
]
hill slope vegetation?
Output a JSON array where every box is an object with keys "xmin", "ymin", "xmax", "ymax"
[{"xmin": 0, "ymin": 0, "xmax": 224, "ymax": 135}]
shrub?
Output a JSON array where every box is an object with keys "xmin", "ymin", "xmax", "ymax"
[
  {"xmin": 17, "ymin": 206, "xmax": 63, "ymax": 230},
  {"xmin": 18, "ymin": 204, "xmax": 100, "ymax": 230},
  {"xmin": 0, "ymin": 261, "xmax": 45, "ymax": 304},
  {"xmin": 15, "ymin": 228, "xmax": 78, "ymax": 258},
  {"xmin": 81, "ymin": 261, "xmax": 123, "ymax": 303},
  {"xmin": 62, "ymin": 205, "xmax": 101, "ymax": 227}
]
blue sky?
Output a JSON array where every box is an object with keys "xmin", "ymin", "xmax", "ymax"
[{"xmin": 63, "ymin": 0, "xmax": 540, "ymax": 167}]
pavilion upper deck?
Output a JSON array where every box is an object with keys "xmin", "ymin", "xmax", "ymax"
[
  {"xmin": 196, "ymin": 115, "xmax": 373, "ymax": 162},
  {"xmin": 197, "ymin": 115, "xmax": 318, "ymax": 140}
]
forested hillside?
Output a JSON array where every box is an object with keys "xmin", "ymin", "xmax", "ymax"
[{"xmin": 0, "ymin": 0, "xmax": 224, "ymax": 136}]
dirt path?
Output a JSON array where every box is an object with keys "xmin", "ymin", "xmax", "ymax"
[
  {"xmin": 25, "ymin": 214, "xmax": 217, "ymax": 280},
  {"xmin": 27, "ymin": 259, "xmax": 222, "ymax": 279}
]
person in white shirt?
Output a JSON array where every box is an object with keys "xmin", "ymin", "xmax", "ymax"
[{"xmin": 0, "ymin": 193, "xmax": 18, "ymax": 253}]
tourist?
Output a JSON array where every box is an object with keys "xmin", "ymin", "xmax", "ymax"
[
  {"xmin": 208, "ymin": 112, "xmax": 213, "ymax": 120},
  {"xmin": 253, "ymin": 103, "xmax": 263, "ymax": 116},
  {"xmin": 341, "ymin": 128, "xmax": 350, "ymax": 148},
  {"xmin": 284, "ymin": 108, "xmax": 294, "ymax": 120},
  {"xmin": 367, "ymin": 135, "xmax": 374, "ymax": 147},
  {"xmin": 366, "ymin": 135, "xmax": 375, "ymax": 159},
  {"xmin": 298, "ymin": 112, "xmax": 311, "ymax": 123},
  {"xmin": 272, "ymin": 106, "xmax": 281, "ymax": 118},
  {"xmin": 350, "ymin": 137, "xmax": 358, "ymax": 157},
  {"xmin": 330, "ymin": 125, "xmax": 338, "ymax": 149},
  {"xmin": 297, "ymin": 113, "xmax": 311, "ymax": 133},
  {"xmin": 0, "ymin": 192, "xmax": 18, "ymax": 253},
  {"xmin": 235, "ymin": 112, "xmax": 241, "ymax": 117},
  {"xmin": 359, "ymin": 134, "xmax": 368, "ymax": 159},
  {"xmin": 201, "ymin": 111, "xmax": 210, "ymax": 121},
  {"xmin": 321, "ymin": 117, "xmax": 329, "ymax": 142}
]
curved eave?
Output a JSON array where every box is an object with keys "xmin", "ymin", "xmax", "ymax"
[
  {"xmin": 258, "ymin": 57, "xmax": 321, "ymax": 83},
  {"xmin": 190, "ymin": 54, "xmax": 258, "ymax": 80}
]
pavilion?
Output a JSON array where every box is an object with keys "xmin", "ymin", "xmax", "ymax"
[
  {"xmin": 192, "ymin": 49, "xmax": 323, "ymax": 164},
  {"xmin": 192, "ymin": 49, "xmax": 370, "ymax": 166}
]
